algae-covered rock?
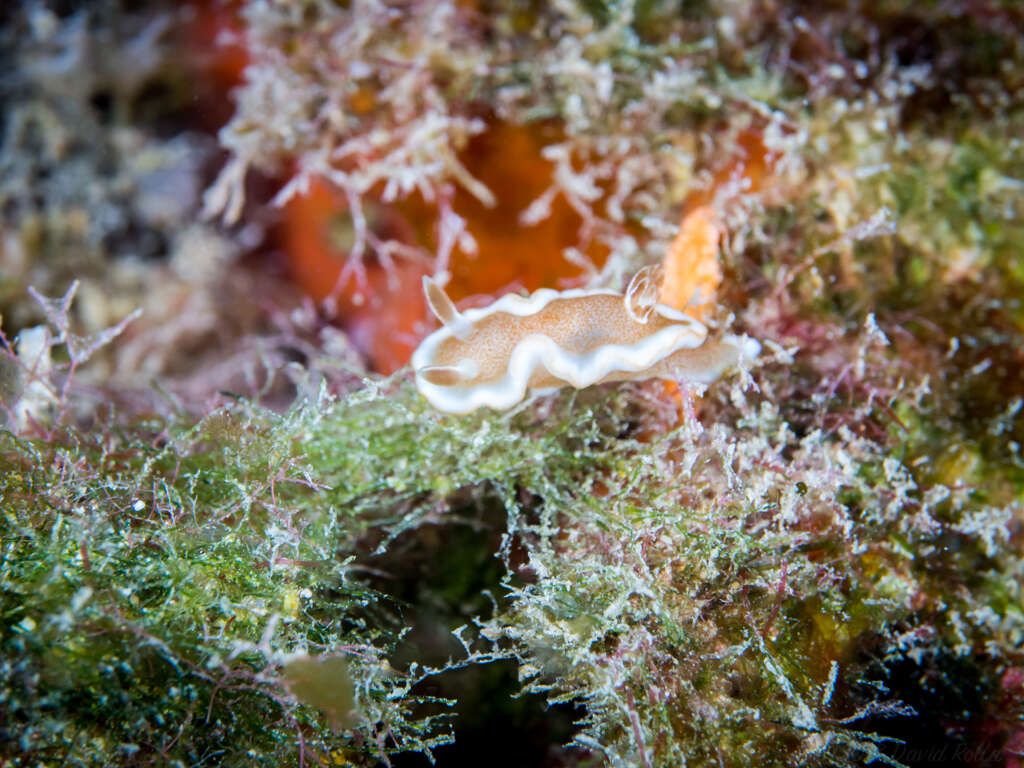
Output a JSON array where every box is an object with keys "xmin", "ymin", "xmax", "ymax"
[{"xmin": 1, "ymin": 0, "xmax": 1022, "ymax": 766}]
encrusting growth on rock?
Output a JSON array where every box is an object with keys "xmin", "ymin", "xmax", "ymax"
[{"xmin": 658, "ymin": 205, "xmax": 723, "ymax": 320}]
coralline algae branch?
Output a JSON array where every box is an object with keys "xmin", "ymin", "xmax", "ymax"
[{"xmin": 412, "ymin": 270, "xmax": 757, "ymax": 414}]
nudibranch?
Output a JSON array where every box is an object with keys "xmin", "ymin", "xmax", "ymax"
[{"xmin": 411, "ymin": 267, "xmax": 758, "ymax": 414}]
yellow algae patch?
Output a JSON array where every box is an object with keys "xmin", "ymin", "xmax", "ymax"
[{"xmin": 283, "ymin": 655, "xmax": 358, "ymax": 730}]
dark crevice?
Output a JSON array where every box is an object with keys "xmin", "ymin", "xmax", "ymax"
[{"xmin": 358, "ymin": 493, "xmax": 589, "ymax": 767}]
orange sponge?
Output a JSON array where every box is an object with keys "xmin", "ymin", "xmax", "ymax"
[{"xmin": 659, "ymin": 206, "xmax": 722, "ymax": 322}]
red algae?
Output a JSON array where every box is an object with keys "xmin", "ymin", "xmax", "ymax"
[
  {"xmin": 279, "ymin": 177, "xmax": 429, "ymax": 375},
  {"xmin": 185, "ymin": 0, "xmax": 248, "ymax": 90},
  {"xmin": 686, "ymin": 128, "xmax": 776, "ymax": 209},
  {"xmin": 439, "ymin": 120, "xmax": 603, "ymax": 302},
  {"xmin": 279, "ymin": 120, "xmax": 604, "ymax": 373}
]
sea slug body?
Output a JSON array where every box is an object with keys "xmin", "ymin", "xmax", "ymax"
[{"xmin": 411, "ymin": 272, "xmax": 758, "ymax": 414}]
